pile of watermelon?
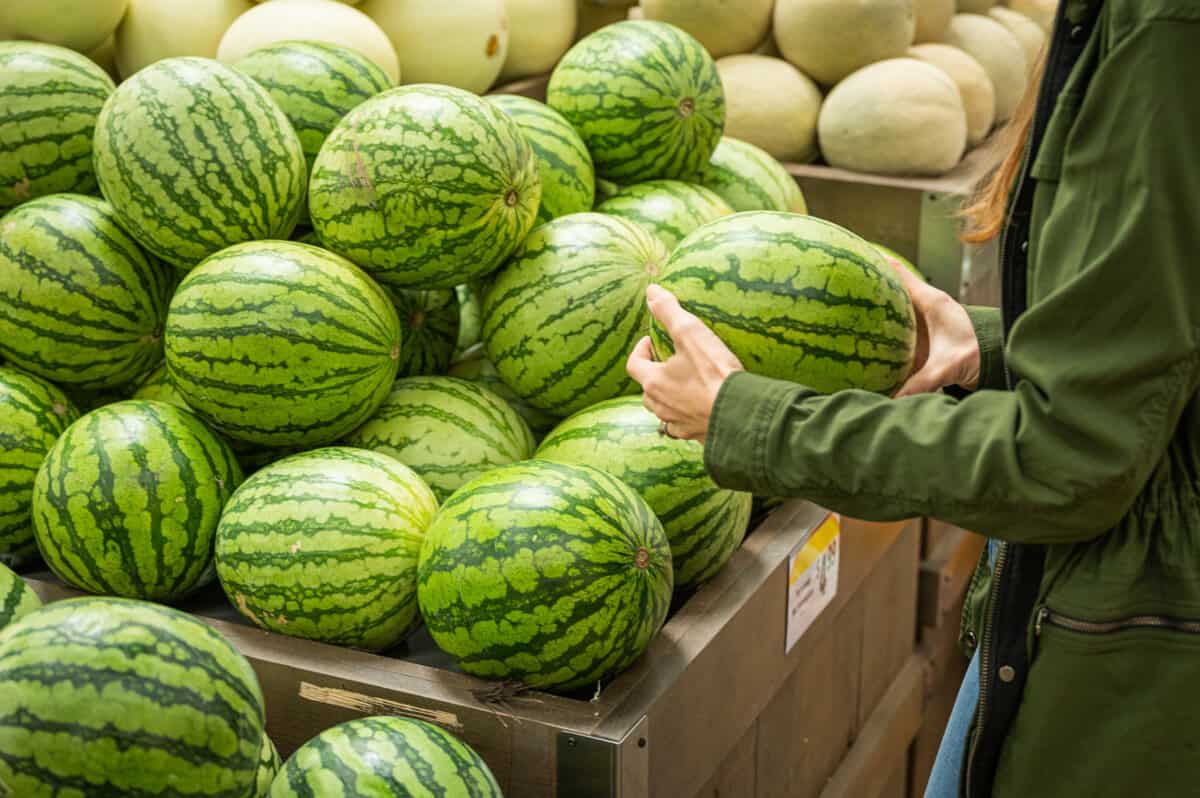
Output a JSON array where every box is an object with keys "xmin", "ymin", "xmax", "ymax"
[{"xmin": 0, "ymin": 12, "xmax": 917, "ymax": 796}]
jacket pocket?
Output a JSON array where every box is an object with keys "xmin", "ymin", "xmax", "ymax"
[{"xmin": 991, "ymin": 606, "xmax": 1200, "ymax": 798}]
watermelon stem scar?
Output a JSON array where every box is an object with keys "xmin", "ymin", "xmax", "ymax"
[
  {"xmin": 635, "ymin": 547, "xmax": 651, "ymax": 569},
  {"xmin": 505, "ymin": 188, "xmax": 520, "ymax": 207},
  {"xmin": 678, "ymin": 97, "xmax": 695, "ymax": 117}
]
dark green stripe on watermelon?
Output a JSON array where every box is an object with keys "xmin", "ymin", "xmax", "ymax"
[{"xmin": 0, "ymin": 564, "xmax": 40, "ymax": 630}]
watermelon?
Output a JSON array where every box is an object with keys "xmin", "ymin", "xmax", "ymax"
[
  {"xmin": 216, "ymin": 447, "xmax": 437, "ymax": 652},
  {"xmin": 32, "ymin": 400, "xmax": 243, "ymax": 602},
  {"xmin": 691, "ymin": 136, "xmax": 808, "ymax": 213},
  {"xmin": 164, "ymin": 241, "xmax": 401, "ymax": 448},
  {"xmin": 270, "ymin": 716, "xmax": 502, "ymax": 798},
  {"xmin": 0, "ymin": 194, "xmax": 174, "ymax": 389},
  {"xmin": 547, "ymin": 21, "xmax": 725, "ymax": 182},
  {"xmin": 0, "ymin": 42, "xmax": 115, "ymax": 210},
  {"xmin": 483, "ymin": 213, "xmax": 667, "ymax": 417},
  {"xmin": 418, "ymin": 460, "xmax": 672, "ymax": 693},
  {"xmin": 487, "ymin": 94, "xmax": 595, "ymax": 224},
  {"xmin": 537, "ymin": 396, "xmax": 751, "ymax": 590},
  {"xmin": 0, "ymin": 564, "xmax": 40, "ymax": 631},
  {"xmin": 0, "ymin": 368, "xmax": 78, "ymax": 568},
  {"xmin": 595, "ymin": 177, "xmax": 622, "ymax": 206},
  {"xmin": 93, "ymin": 57, "xmax": 307, "ymax": 270},
  {"xmin": 446, "ymin": 344, "xmax": 559, "ymax": 436},
  {"xmin": 651, "ymin": 212, "xmax": 917, "ymax": 394},
  {"xmin": 234, "ymin": 40, "xmax": 394, "ymax": 224},
  {"xmin": 0, "ymin": 597, "xmax": 265, "ymax": 798},
  {"xmin": 388, "ymin": 288, "xmax": 460, "ymax": 378},
  {"xmin": 309, "ymin": 84, "xmax": 541, "ymax": 289},
  {"xmin": 253, "ymin": 734, "xmax": 281, "ymax": 798},
  {"xmin": 453, "ymin": 282, "xmax": 485, "ymax": 361},
  {"xmin": 345, "ymin": 376, "xmax": 535, "ymax": 503},
  {"xmin": 596, "ymin": 179, "xmax": 734, "ymax": 250},
  {"xmin": 131, "ymin": 362, "xmax": 191, "ymax": 410}
]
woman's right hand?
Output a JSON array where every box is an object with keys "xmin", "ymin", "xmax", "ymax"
[{"xmin": 889, "ymin": 260, "xmax": 982, "ymax": 397}]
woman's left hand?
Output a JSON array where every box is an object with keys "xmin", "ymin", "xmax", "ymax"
[{"xmin": 626, "ymin": 285, "xmax": 743, "ymax": 442}]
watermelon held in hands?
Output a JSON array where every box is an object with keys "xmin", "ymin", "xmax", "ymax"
[
  {"xmin": 537, "ymin": 396, "xmax": 752, "ymax": 590},
  {"xmin": 596, "ymin": 179, "xmax": 734, "ymax": 250},
  {"xmin": 164, "ymin": 240, "xmax": 402, "ymax": 448},
  {"xmin": 93, "ymin": 57, "xmax": 307, "ymax": 270},
  {"xmin": 547, "ymin": 20, "xmax": 725, "ymax": 182},
  {"xmin": 270, "ymin": 716, "xmax": 502, "ymax": 798},
  {"xmin": 0, "ymin": 597, "xmax": 266, "ymax": 798},
  {"xmin": 215, "ymin": 448, "xmax": 437, "ymax": 652},
  {"xmin": 650, "ymin": 212, "xmax": 917, "ymax": 395},
  {"xmin": 309, "ymin": 84, "xmax": 541, "ymax": 289},
  {"xmin": 0, "ymin": 563, "xmax": 40, "ymax": 631},
  {"xmin": 417, "ymin": 459, "xmax": 673, "ymax": 693},
  {"xmin": 32, "ymin": 400, "xmax": 243, "ymax": 603}
]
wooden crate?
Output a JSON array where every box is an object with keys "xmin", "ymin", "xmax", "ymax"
[
  {"xmin": 910, "ymin": 591, "xmax": 973, "ymax": 797},
  {"xmin": 26, "ymin": 503, "xmax": 920, "ymax": 798},
  {"xmin": 918, "ymin": 521, "xmax": 986, "ymax": 630}
]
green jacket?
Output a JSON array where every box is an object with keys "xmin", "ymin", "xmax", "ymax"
[{"xmin": 704, "ymin": 2, "xmax": 1200, "ymax": 796}]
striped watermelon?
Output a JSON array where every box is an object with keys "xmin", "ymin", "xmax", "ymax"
[
  {"xmin": 0, "ymin": 597, "xmax": 265, "ymax": 798},
  {"xmin": 254, "ymin": 734, "xmax": 281, "ymax": 798},
  {"xmin": 389, "ymin": 288, "xmax": 460, "ymax": 378},
  {"xmin": 270, "ymin": 717, "xmax": 501, "ymax": 798},
  {"xmin": 93, "ymin": 57, "xmax": 307, "ymax": 270},
  {"xmin": 32, "ymin": 400, "xmax": 243, "ymax": 602},
  {"xmin": 0, "ymin": 194, "xmax": 174, "ymax": 389},
  {"xmin": 595, "ymin": 177, "xmax": 621, "ymax": 206},
  {"xmin": 0, "ymin": 42, "xmax": 114, "ymax": 210},
  {"xmin": 597, "ymin": 179, "xmax": 734, "ymax": 250},
  {"xmin": 215, "ymin": 448, "xmax": 437, "ymax": 652},
  {"xmin": 165, "ymin": 241, "xmax": 401, "ymax": 448},
  {"xmin": 132, "ymin": 362, "xmax": 191, "ymax": 410},
  {"xmin": 418, "ymin": 460, "xmax": 673, "ymax": 693},
  {"xmin": 0, "ymin": 564, "xmax": 40, "ymax": 631},
  {"xmin": 0, "ymin": 368, "xmax": 78, "ymax": 568},
  {"xmin": 692, "ymin": 136, "xmax": 808, "ymax": 213},
  {"xmin": 547, "ymin": 21, "xmax": 725, "ymax": 182},
  {"xmin": 453, "ymin": 282, "xmax": 485, "ymax": 361},
  {"xmin": 345, "ymin": 376, "xmax": 535, "ymax": 503},
  {"xmin": 487, "ymin": 94, "xmax": 595, "ymax": 224},
  {"xmin": 537, "ymin": 397, "xmax": 751, "ymax": 590},
  {"xmin": 447, "ymin": 344, "xmax": 559, "ymax": 436},
  {"xmin": 651, "ymin": 212, "xmax": 917, "ymax": 394},
  {"xmin": 309, "ymin": 84, "xmax": 541, "ymax": 289},
  {"xmin": 482, "ymin": 213, "xmax": 668, "ymax": 417},
  {"xmin": 234, "ymin": 40, "xmax": 394, "ymax": 224}
]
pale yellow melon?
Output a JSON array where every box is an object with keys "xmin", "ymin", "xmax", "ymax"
[
  {"xmin": 1007, "ymin": 0, "xmax": 1056, "ymax": 33},
  {"xmin": 115, "ymin": 0, "xmax": 253, "ymax": 78},
  {"xmin": 988, "ymin": 6, "xmax": 1045, "ymax": 69},
  {"xmin": 774, "ymin": 0, "xmax": 916, "ymax": 87},
  {"xmin": 218, "ymin": 0, "xmax": 400, "ymax": 83},
  {"xmin": 360, "ymin": 0, "xmax": 508, "ymax": 93},
  {"xmin": 908, "ymin": 43, "xmax": 995, "ymax": 145},
  {"xmin": 943, "ymin": 13, "xmax": 1026, "ymax": 121},
  {"xmin": 254, "ymin": 0, "xmax": 363, "ymax": 3},
  {"xmin": 956, "ymin": 0, "xmax": 994, "ymax": 11},
  {"xmin": 717, "ymin": 55, "xmax": 822, "ymax": 163},
  {"xmin": 818, "ymin": 58, "xmax": 967, "ymax": 176},
  {"xmin": 913, "ymin": 0, "xmax": 954, "ymax": 42},
  {"xmin": 1, "ymin": 0, "xmax": 129, "ymax": 53},
  {"xmin": 500, "ymin": 0, "xmax": 576, "ymax": 81},
  {"xmin": 640, "ymin": 0, "xmax": 774, "ymax": 59},
  {"xmin": 575, "ymin": 0, "xmax": 631, "ymax": 38}
]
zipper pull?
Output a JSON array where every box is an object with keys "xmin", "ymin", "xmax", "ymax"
[{"xmin": 1035, "ymin": 606, "xmax": 1049, "ymax": 637}]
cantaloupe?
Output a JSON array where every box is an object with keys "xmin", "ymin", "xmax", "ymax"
[
  {"xmin": 818, "ymin": 58, "xmax": 967, "ymax": 176},
  {"xmin": 115, "ymin": 0, "xmax": 253, "ymax": 78},
  {"xmin": 914, "ymin": 0, "xmax": 955, "ymax": 42},
  {"xmin": 640, "ymin": 0, "xmax": 774, "ymax": 59},
  {"xmin": 943, "ymin": 14, "xmax": 1027, "ymax": 121},
  {"xmin": 773, "ymin": 0, "xmax": 916, "ymax": 87},
  {"xmin": 717, "ymin": 55, "xmax": 822, "ymax": 163},
  {"xmin": 500, "ymin": 0, "xmax": 576, "ymax": 81},
  {"xmin": 957, "ymin": 0, "xmax": 995, "ymax": 11},
  {"xmin": 909, "ymin": 43, "xmax": 995, "ymax": 146},
  {"xmin": 1, "ymin": 0, "xmax": 129, "ymax": 53},
  {"xmin": 989, "ymin": 6, "xmax": 1045, "ymax": 69},
  {"xmin": 1006, "ymin": 0, "xmax": 1056, "ymax": 33},
  {"xmin": 361, "ymin": 0, "xmax": 508, "ymax": 93},
  {"xmin": 218, "ymin": 0, "xmax": 400, "ymax": 82},
  {"xmin": 575, "ymin": 0, "xmax": 632, "ymax": 38}
]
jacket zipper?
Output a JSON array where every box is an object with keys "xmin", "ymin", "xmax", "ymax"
[
  {"xmin": 963, "ymin": 540, "xmax": 1010, "ymax": 795},
  {"xmin": 1036, "ymin": 607, "xmax": 1200, "ymax": 636}
]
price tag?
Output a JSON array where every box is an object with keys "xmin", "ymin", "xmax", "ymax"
[{"xmin": 785, "ymin": 513, "xmax": 840, "ymax": 654}]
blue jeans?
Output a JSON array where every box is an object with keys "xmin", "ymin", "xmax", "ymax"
[{"xmin": 923, "ymin": 649, "xmax": 981, "ymax": 798}]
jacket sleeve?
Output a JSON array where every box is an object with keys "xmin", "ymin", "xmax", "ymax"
[
  {"xmin": 965, "ymin": 305, "xmax": 1006, "ymax": 392},
  {"xmin": 704, "ymin": 20, "xmax": 1200, "ymax": 544}
]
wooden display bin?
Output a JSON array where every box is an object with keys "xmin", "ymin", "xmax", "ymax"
[{"xmin": 26, "ymin": 503, "xmax": 920, "ymax": 798}]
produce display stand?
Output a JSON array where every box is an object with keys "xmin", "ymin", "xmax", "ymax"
[{"xmin": 25, "ymin": 503, "xmax": 920, "ymax": 798}]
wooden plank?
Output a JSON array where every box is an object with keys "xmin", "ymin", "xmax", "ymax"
[
  {"xmin": 787, "ymin": 141, "xmax": 1000, "ymax": 200},
  {"xmin": 694, "ymin": 721, "xmax": 758, "ymax": 798},
  {"xmin": 858, "ymin": 522, "xmax": 920, "ymax": 729},
  {"xmin": 819, "ymin": 655, "xmax": 925, "ymax": 798},
  {"xmin": 918, "ymin": 526, "xmax": 985, "ymax": 629}
]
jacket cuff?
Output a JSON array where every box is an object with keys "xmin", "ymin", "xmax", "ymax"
[
  {"xmin": 704, "ymin": 371, "xmax": 813, "ymax": 494},
  {"xmin": 965, "ymin": 305, "xmax": 1006, "ymax": 391}
]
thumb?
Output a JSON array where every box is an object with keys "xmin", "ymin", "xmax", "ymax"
[{"xmin": 892, "ymin": 365, "xmax": 946, "ymax": 398}]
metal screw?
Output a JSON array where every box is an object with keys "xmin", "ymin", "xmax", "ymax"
[{"xmin": 638, "ymin": 738, "xmax": 647, "ymax": 749}]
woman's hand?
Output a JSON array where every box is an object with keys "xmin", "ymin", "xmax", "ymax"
[
  {"xmin": 890, "ymin": 260, "xmax": 982, "ymax": 397},
  {"xmin": 626, "ymin": 285, "xmax": 743, "ymax": 442}
]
